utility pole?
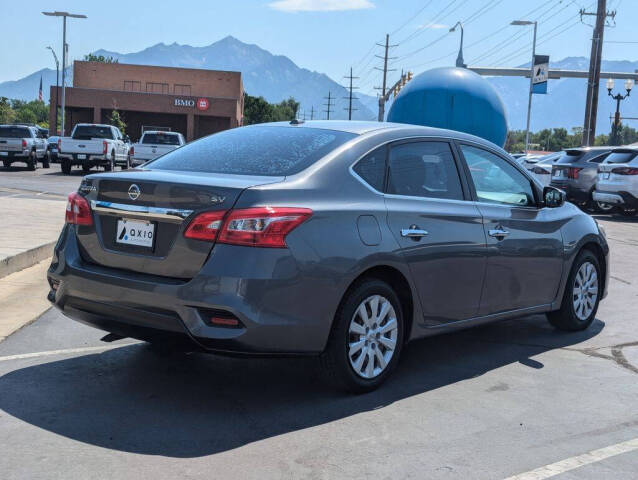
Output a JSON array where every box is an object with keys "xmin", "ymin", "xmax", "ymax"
[
  {"xmin": 310, "ymin": 105, "xmax": 315, "ymax": 120},
  {"xmin": 343, "ymin": 67, "xmax": 359, "ymax": 120},
  {"xmin": 323, "ymin": 91, "xmax": 334, "ymax": 120},
  {"xmin": 375, "ymin": 34, "xmax": 397, "ymax": 121},
  {"xmin": 581, "ymin": 0, "xmax": 616, "ymax": 146},
  {"xmin": 46, "ymin": 46, "xmax": 59, "ymax": 134}
]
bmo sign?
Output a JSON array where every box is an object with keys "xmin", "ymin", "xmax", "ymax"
[{"xmin": 174, "ymin": 97, "xmax": 210, "ymax": 111}]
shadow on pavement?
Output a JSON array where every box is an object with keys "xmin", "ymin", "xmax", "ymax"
[{"xmin": 0, "ymin": 314, "xmax": 603, "ymax": 458}]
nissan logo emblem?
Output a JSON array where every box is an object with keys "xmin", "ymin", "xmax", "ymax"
[{"xmin": 128, "ymin": 184, "xmax": 141, "ymax": 201}]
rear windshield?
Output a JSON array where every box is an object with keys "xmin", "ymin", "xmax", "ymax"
[
  {"xmin": 557, "ymin": 150, "xmax": 609, "ymax": 164},
  {"xmin": 142, "ymin": 133, "xmax": 180, "ymax": 145},
  {"xmin": 72, "ymin": 125, "xmax": 113, "ymax": 140},
  {"xmin": 605, "ymin": 151, "xmax": 638, "ymax": 164},
  {"xmin": 147, "ymin": 126, "xmax": 357, "ymax": 176},
  {"xmin": 0, "ymin": 126, "xmax": 31, "ymax": 138}
]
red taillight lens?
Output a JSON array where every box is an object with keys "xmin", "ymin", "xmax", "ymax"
[
  {"xmin": 57, "ymin": 138, "xmax": 62, "ymax": 150},
  {"xmin": 103, "ymin": 140, "xmax": 108, "ymax": 155},
  {"xmin": 183, "ymin": 210, "xmax": 226, "ymax": 241},
  {"xmin": 567, "ymin": 167, "xmax": 582, "ymax": 179},
  {"xmin": 22, "ymin": 139, "xmax": 27, "ymax": 149},
  {"xmin": 218, "ymin": 207, "xmax": 312, "ymax": 248},
  {"xmin": 129, "ymin": 146, "xmax": 134, "ymax": 156},
  {"xmin": 612, "ymin": 167, "xmax": 638, "ymax": 175},
  {"xmin": 65, "ymin": 192, "xmax": 93, "ymax": 226}
]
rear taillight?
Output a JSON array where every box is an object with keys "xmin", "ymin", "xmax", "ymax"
[
  {"xmin": 21, "ymin": 139, "xmax": 27, "ymax": 149},
  {"xmin": 567, "ymin": 167, "xmax": 582, "ymax": 179},
  {"xmin": 129, "ymin": 146, "xmax": 134, "ymax": 156},
  {"xmin": 65, "ymin": 192, "xmax": 93, "ymax": 226},
  {"xmin": 183, "ymin": 211, "xmax": 226, "ymax": 241},
  {"xmin": 612, "ymin": 167, "xmax": 638, "ymax": 175},
  {"xmin": 184, "ymin": 207, "xmax": 312, "ymax": 248},
  {"xmin": 218, "ymin": 207, "xmax": 312, "ymax": 248},
  {"xmin": 57, "ymin": 138, "xmax": 62, "ymax": 151},
  {"xmin": 103, "ymin": 140, "xmax": 108, "ymax": 155}
]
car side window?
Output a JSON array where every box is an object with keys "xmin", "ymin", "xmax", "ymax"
[
  {"xmin": 588, "ymin": 153, "xmax": 610, "ymax": 163},
  {"xmin": 353, "ymin": 146, "xmax": 386, "ymax": 192},
  {"xmin": 460, "ymin": 144, "xmax": 536, "ymax": 207},
  {"xmin": 387, "ymin": 141, "xmax": 464, "ymax": 200}
]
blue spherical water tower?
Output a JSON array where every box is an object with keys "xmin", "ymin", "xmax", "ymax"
[{"xmin": 387, "ymin": 67, "xmax": 508, "ymax": 147}]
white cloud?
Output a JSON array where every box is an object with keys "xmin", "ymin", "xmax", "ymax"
[
  {"xmin": 268, "ymin": 0, "xmax": 375, "ymax": 12},
  {"xmin": 416, "ymin": 23, "xmax": 448, "ymax": 30}
]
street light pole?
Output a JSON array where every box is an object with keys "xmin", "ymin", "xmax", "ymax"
[
  {"xmin": 606, "ymin": 78, "xmax": 634, "ymax": 144},
  {"xmin": 46, "ymin": 46, "xmax": 59, "ymax": 134},
  {"xmin": 512, "ymin": 20, "xmax": 537, "ymax": 154},
  {"xmin": 449, "ymin": 22, "xmax": 466, "ymax": 68},
  {"xmin": 42, "ymin": 11, "xmax": 87, "ymax": 137}
]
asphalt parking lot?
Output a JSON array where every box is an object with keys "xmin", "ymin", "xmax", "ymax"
[{"xmin": 0, "ymin": 166, "xmax": 637, "ymax": 479}]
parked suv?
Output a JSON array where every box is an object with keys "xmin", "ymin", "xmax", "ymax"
[
  {"xmin": 130, "ymin": 131, "xmax": 185, "ymax": 167},
  {"xmin": 550, "ymin": 147, "xmax": 613, "ymax": 211},
  {"xmin": 593, "ymin": 147, "xmax": 638, "ymax": 216},
  {"xmin": 0, "ymin": 124, "xmax": 48, "ymax": 170}
]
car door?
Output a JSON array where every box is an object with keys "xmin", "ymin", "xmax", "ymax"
[
  {"xmin": 457, "ymin": 143, "xmax": 564, "ymax": 315},
  {"xmin": 384, "ymin": 139, "xmax": 487, "ymax": 325}
]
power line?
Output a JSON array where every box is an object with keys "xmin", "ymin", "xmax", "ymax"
[
  {"xmin": 390, "ymin": 0, "xmax": 435, "ymax": 36},
  {"xmin": 396, "ymin": 0, "xmax": 465, "ymax": 45}
]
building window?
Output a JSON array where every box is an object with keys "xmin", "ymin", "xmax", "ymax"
[
  {"xmin": 123, "ymin": 80, "xmax": 141, "ymax": 92},
  {"xmin": 174, "ymin": 84, "xmax": 192, "ymax": 95},
  {"xmin": 146, "ymin": 82, "xmax": 169, "ymax": 94}
]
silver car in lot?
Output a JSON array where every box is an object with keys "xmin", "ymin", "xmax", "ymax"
[
  {"xmin": 525, "ymin": 152, "xmax": 562, "ymax": 187},
  {"xmin": 593, "ymin": 147, "xmax": 638, "ymax": 216},
  {"xmin": 47, "ymin": 121, "xmax": 609, "ymax": 392}
]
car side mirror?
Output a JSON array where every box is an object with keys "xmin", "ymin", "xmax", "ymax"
[{"xmin": 543, "ymin": 186, "xmax": 566, "ymax": 208}]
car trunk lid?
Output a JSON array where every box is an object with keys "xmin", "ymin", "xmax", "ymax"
[{"xmin": 75, "ymin": 169, "xmax": 283, "ymax": 279}]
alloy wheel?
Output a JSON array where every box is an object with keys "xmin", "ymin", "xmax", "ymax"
[
  {"xmin": 348, "ymin": 294, "xmax": 398, "ymax": 379},
  {"xmin": 572, "ymin": 261, "xmax": 598, "ymax": 321}
]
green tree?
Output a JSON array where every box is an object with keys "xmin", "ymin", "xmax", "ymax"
[
  {"xmin": 109, "ymin": 109, "xmax": 126, "ymax": 134},
  {"xmin": 10, "ymin": 99, "xmax": 49, "ymax": 127},
  {"xmin": 0, "ymin": 97, "xmax": 16, "ymax": 124},
  {"xmin": 243, "ymin": 94, "xmax": 300, "ymax": 125},
  {"xmin": 84, "ymin": 54, "xmax": 118, "ymax": 63}
]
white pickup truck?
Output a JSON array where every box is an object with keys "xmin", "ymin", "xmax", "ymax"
[
  {"xmin": 0, "ymin": 125, "xmax": 48, "ymax": 170},
  {"xmin": 129, "ymin": 131, "xmax": 185, "ymax": 167},
  {"xmin": 58, "ymin": 123, "xmax": 130, "ymax": 174}
]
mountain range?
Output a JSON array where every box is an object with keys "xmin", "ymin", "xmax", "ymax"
[{"xmin": 2, "ymin": 36, "xmax": 638, "ymax": 133}]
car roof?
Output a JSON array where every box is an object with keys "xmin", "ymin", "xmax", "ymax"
[
  {"xmin": 563, "ymin": 146, "xmax": 611, "ymax": 153},
  {"xmin": 611, "ymin": 145, "xmax": 638, "ymax": 152},
  {"xmin": 259, "ymin": 120, "xmax": 504, "ymax": 150}
]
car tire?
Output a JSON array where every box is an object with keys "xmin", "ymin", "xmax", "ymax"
[
  {"xmin": 42, "ymin": 152, "xmax": 50, "ymax": 169},
  {"xmin": 2, "ymin": 160, "xmax": 10, "ymax": 169},
  {"xmin": 547, "ymin": 249, "xmax": 601, "ymax": 332},
  {"xmin": 121, "ymin": 155, "xmax": 130, "ymax": 170},
  {"xmin": 27, "ymin": 151, "xmax": 37, "ymax": 171},
  {"xmin": 594, "ymin": 201, "xmax": 616, "ymax": 213},
  {"xmin": 320, "ymin": 278, "xmax": 404, "ymax": 393},
  {"xmin": 61, "ymin": 159, "xmax": 71, "ymax": 174},
  {"xmin": 104, "ymin": 153, "xmax": 114, "ymax": 172}
]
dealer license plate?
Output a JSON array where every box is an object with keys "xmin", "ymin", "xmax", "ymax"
[
  {"xmin": 116, "ymin": 219, "xmax": 155, "ymax": 248},
  {"xmin": 553, "ymin": 169, "xmax": 566, "ymax": 178},
  {"xmin": 77, "ymin": 154, "xmax": 86, "ymax": 160}
]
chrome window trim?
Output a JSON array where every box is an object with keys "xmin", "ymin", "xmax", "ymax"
[{"xmin": 90, "ymin": 200, "xmax": 193, "ymax": 223}]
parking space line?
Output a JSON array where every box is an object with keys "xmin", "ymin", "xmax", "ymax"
[
  {"xmin": 0, "ymin": 344, "xmax": 138, "ymax": 362},
  {"xmin": 503, "ymin": 437, "xmax": 638, "ymax": 480}
]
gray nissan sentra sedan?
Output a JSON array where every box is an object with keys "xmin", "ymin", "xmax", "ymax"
[{"xmin": 48, "ymin": 120, "xmax": 609, "ymax": 392}]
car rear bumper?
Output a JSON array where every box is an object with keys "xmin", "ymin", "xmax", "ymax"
[
  {"xmin": 549, "ymin": 182, "xmax": 590, "ymax": 204},
  {"xmin": 47, "ymin": 225, "xmax": 336, "ymax": 355},
  {"xmin": 58, "ymin": 153, "xmax": 108, "ymax": 163},
  {"xmin": 593, "ymin": 190, "xmax": 638, "ymax": 208}
]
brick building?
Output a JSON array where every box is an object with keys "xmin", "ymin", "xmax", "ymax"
[{"xmin": 49, "ymin": 61, "xmax": 244, "ymax": 141}]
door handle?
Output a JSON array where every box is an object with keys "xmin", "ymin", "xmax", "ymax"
[
  {"xmin": 488, "ymin": 228, "xmax": 510, "ymax": 238},
  {"xmin": 401, "ymin": 228, "xmax": 429, "ymax": 238}
]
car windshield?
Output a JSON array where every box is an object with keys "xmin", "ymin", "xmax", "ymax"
[
  {"xmin": 142, "ymin": 133, "xmax": 180, "ymax": 145},
  {"xmin": 0, "ymin": 126, "xmax": 31, "ymax": 138},
  {"xmin": 605, "ymin": 151, "xmax": 638, "ymax": 164},
  {"xmin": 147, "ymin": 126, "xmax": 357, "ymax": 176},
  {"xmin": 72, "ymin": 126, "xmax": 113, "ymax": 140}
]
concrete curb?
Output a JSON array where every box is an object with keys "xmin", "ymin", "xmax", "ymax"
[{"xmin": 0, "ymin": 241, "xmax": 56, "ymax": 280}]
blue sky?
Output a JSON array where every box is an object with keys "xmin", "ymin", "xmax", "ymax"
[{"xmin": 1, "ymin": 0, "xmax": 635, "ymax": 94}]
